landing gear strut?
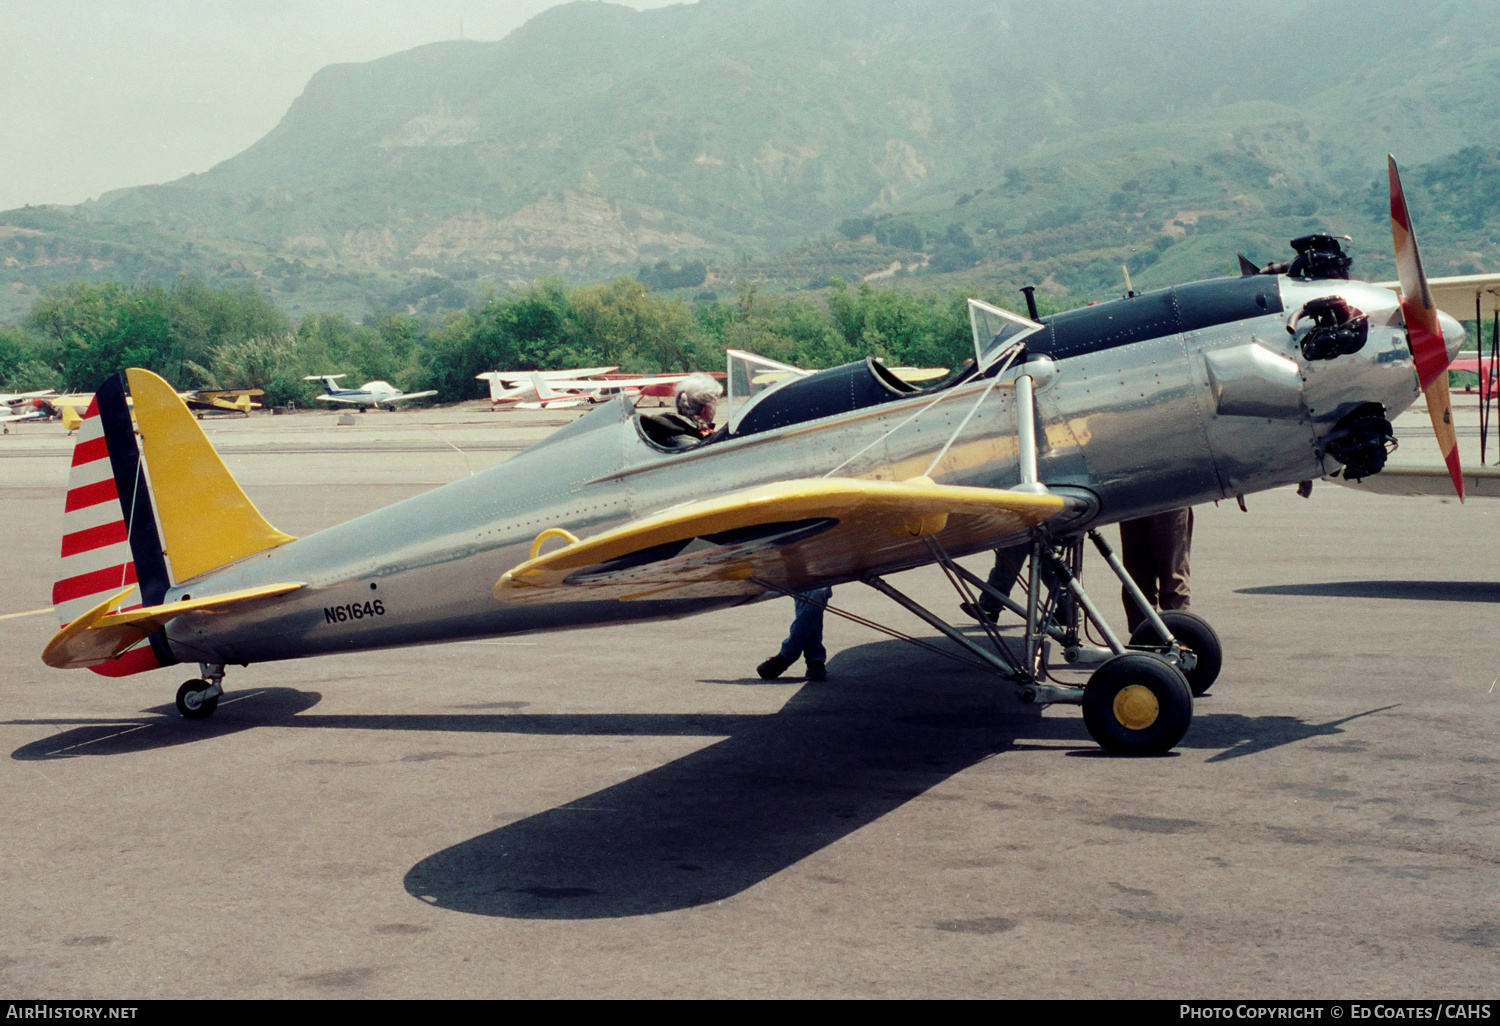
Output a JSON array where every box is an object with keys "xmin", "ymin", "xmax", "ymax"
[
  {"xmin": 871, "ymin": 530, "xmax": 1204, "ymax": 755},
  {"xmin": 175, "ymin": 663, "xmax": 224, "ymax": 719}
]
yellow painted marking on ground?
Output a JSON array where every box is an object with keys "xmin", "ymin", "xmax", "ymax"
[{"xmin": 0, "ymin": 607, "xmax": 53, "ymax": 621}]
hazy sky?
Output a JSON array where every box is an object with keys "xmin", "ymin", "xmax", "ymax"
[{"xmin": 0, "ymin": 1, "xmax": 682, "ymax": 212}]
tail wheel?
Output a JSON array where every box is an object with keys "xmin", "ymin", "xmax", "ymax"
[
  {"xmin": 176, "ymin": 679, "xmax": 219, "ymax": 720},
  {"xmin": 1129, "ymin": 610, "xmax": 1222, "ymax": 696},
  {"xmin": 1082, "ymin": 654, "xmax": 1192, "ymax": 756}
]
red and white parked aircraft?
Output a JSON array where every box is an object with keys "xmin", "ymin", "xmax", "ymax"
[{"xmin": 477, "ymin": 368, "xmax": 720, "ymax": 409}]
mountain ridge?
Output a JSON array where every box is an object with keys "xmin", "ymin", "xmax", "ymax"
[{"xmin": 5, "ymin": 0, "xmax": 1500, "ymax": 319}]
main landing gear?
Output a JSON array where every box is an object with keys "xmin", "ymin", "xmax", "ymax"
[
  {"xmin": 785, "ymin": 529, "xmax": 1221, "ymax": 756},
  {"xmin": 927, "ymin": 529, "xmax": 1215, "ymax": 755},
  {"xmin": 175, "ymin": 663, "xmax": 225, "ymax": 719}
]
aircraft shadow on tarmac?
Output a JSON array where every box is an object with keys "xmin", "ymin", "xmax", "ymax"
[
  {"xmin": 6, "ymin": 638, "xmax": 1395, "ymax": 920},
  {"xmin": 400, "ymin": 639, "xmax": 1396, "ymax": 921},
  {"xmin": 8, "ymin": 688, "xmax": 324, "ymax": 760},
  {"xmin": 1239, "ymin": 580, "xmax": 1500, "ymax": 603}
]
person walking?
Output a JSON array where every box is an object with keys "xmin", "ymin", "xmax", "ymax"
[
  {"xmin": 1118, "ymin": 507, "xmax": 1193, "ymax": 633},
  {"xmin": 757, "ymin": 586, "xmax": 833, "ymax": 681}
]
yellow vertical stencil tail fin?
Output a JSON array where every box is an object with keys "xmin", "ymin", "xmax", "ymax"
[{"xmin": 126, "ymin": 368, "xmax": 296, "ymax": 583}]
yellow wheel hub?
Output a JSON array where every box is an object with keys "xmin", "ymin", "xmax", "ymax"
[{"xmin": 1112, "ymin": 684, "xmax": 1160, "ymax": 730}]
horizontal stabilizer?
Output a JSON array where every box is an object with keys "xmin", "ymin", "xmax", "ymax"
[
  {"xmin": 42, "ymin": 582, "xmax": 304, "ymax": 669},
  {"xmin": 495, "ymin": 476, "xmax": 1064, "ymax": 604}
]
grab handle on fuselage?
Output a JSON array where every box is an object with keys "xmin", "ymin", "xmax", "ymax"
[{"xmin": 529, "ymin": 528, "xmax": 580, "ymax": 560}]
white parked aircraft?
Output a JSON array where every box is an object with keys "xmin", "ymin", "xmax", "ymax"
[
  {"xmin": 477, "ymin": 368, "xmax": 708, "ymax": 408},
  {"xmin": 477, "ymin": 367, "xmax": 619, "ymax": 406},
  {"xmin": 1, "ymin": 389, "xmax": 56, "ymax": 407},
  {"xmin": 303, "ymin": 375, "xmax": 438, "ymax": 411},
  {"xmin": 0, "ymin": 390, "xmax": 58, "ymax": 430}
]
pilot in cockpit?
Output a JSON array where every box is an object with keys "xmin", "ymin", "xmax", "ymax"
[
  {"xmin": 674, "ymin": 373, "xmax": 721, "ymax": 436},
  {"xmin": 639, "ymin": 373, "xmax": 723, "ymax": 450}
]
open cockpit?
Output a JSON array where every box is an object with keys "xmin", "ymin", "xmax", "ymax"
[{"xmin": 631, "ymin": 299, "xmax": 1045, "ymax": 454}]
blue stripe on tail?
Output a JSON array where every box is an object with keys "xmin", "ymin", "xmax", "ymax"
[{"xmin": 96, "ymin": 373, "xmax": 177, "ymax": 668}]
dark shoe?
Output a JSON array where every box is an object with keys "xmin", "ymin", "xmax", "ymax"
[
  {"xmin": 960, "ymin": 602, "xmax": 1000, "ymax": 624},
  {"xmin": 805, "ymin": 660, "xmax": 827, "ymax": 682},
  {"xmin": 757, "ymin": 654, "xmax": 794, "ymax": 680}
]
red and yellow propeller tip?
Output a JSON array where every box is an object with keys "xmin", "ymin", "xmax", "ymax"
[{"xmin": 1389, "ymin": 155, "xmax": 1464, "ymax": 502}]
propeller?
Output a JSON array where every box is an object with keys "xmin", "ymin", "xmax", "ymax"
[{"xmin": 1389, "ymin": 154, "xmax": 1464, "ymax": 501}]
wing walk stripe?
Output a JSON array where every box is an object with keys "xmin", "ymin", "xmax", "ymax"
[
  {"xmin": 64, "ymin": 478, "xmax": 120, "ymax": 512},
  {"xmin": 52, "ymin": 563, "xmax": 137, "ymax": 605},
  {"xmin": 60, "ymin": 521, "xmax": 129, "ymax": 558}
]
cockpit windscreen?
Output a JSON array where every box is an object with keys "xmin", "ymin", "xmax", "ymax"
[{"xmin": 969, "ymin": 299, "xmax": 1043, "ymax": 372}]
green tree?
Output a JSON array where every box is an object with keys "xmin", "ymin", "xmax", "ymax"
[
  {"xmin": 569, "ymin": 278, "xmax": 701, "ymax": 371},
  {"xmin": 23, "ymin": 277, "xmax": 289, "ymax": 391},
  {"xmin": 826, "ymin": 282, "xmax": 970, "ymax": 369},
  {"xmin": 0, "ymin": 324, "xmax": 63, "ymax": 391}
]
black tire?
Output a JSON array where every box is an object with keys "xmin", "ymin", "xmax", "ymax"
[
  {"xmin": 1129, "ymin": 610, "xmax": 1222, "ymax": 696},
  {"xmin": 175, "ymin": 679, "xmax": 219, "ymax": 720},
  {"xmin": 1082, "ymin": 654, "xmax": 1193, "ymax": 756}
]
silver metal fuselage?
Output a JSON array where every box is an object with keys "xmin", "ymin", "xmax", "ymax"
[{"xmin": 160, "ymin": 276, "xmax": 1461, "ymax": 669}]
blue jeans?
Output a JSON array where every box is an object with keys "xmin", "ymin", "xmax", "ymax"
[{"xmin": 779, "ymin": 587, "xmax": 832, "ymax": 663}]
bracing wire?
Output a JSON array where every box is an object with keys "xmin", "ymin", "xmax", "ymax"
[
  {"xmin": 922, "ymin": 371, "xmax": 1003, "ymax": 480},
  {"xmin": 748, "ymin": 577, "xmax": 998, "ymax": 674},
  {"xmin": 822, "ymin": 341, "xmax": 1023, "ymax": 480},
  {"xmin": 923, "ymin": 536, "xmax": 1022, "ymax": 675}
]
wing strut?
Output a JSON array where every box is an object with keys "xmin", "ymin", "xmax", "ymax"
[
  {"xmin": 1014, "ymin": 372, "xmax": 1044, "ymax": 493},
  {"xmin": 862, "ymin": 572, "xmax": 1023, "ymax": 678},
  {"xmin": 749, "ymin": 574, "xmax": 1009, "ymax": 675}
]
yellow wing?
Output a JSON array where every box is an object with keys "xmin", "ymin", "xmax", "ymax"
[
  {"xmin": 495, "ymin": 477, "xmax": 1064, "ymax": 604},
  {"xmin": 43, "ymin": 582, "xmax": 304, "ymax": 669}
]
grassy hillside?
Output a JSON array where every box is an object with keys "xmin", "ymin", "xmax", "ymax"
[{"xmin": 4, "ymin": 0, "xmax": 1500, "ymax": 318}]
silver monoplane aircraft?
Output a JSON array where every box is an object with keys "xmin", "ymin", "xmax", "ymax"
[
  {"xmin": 303, "ymin": 375, "xmax": 437, "ymax": 411},
  {"xmin": 42, "ymin": 159, "xmax": 1470, "ymax": 756}
]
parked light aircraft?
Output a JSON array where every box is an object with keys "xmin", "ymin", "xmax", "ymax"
[
  {"xmin": 303, "ymin": 375, "xmax": 437, "ymax": 411},
  {"xmin": 478, "ymin": 367, "xmax": 620, "ymax": 401},
  {"xmin": 477, "ymin": 369, "xmax": 626, "ymax": 407},
  {"xmin": 181, "ymin": 388, "xmax": 263, "ymax": 417},
  {"xmin": 522, "ymin": 372, "xmax": 721, "ymax": 409},
  {"xmin": 26, "ymin": 387, "xmax": 264, "ymax": 432},
  {"xmin": 477, "ymin": 369, "xmax": 713, "ymax": 408},
  {"xmin": 41, "ymin": 158, "xmax": 1468, "ymax": 756},
  {"xmin": 2, "ymin": 389, "xmax": 56, "ymax": 409},
  {"xmin": 1, "ymin": 390, "xmax": 55, "ymax": 430}
]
